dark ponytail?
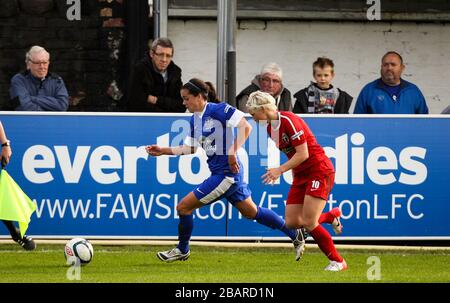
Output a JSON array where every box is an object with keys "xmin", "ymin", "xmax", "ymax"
[
  {"xmin": 182, "ymin": 78, "xmax": 220, "ymax": 103},
  {"xmin": 204, "ymin": 81, "xmax": 219, "ymax": 103}
]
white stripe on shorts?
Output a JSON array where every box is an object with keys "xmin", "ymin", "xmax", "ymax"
[{"xmin": 199, "ymin": 176, "xmax": 235, "ymax": 204}]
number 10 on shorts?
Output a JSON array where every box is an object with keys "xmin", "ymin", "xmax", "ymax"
[{"xmin": 312, "ymin": 180, "xmax": 320, "ymax": 189}]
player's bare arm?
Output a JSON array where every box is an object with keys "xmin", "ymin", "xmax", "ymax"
[
  {"xmin": 0, "ymin": 122, "xmax": 12, "ymax": 166},
  {"xmin": 262, "ymin": 143, "xmax": 309, "ymax": 184},
  {"xmin": 146, "ymin": 144, "xmax": 196, "ymax": 156},
  {"xmin": 228, "ymin": 117, "xmax": 252, "ymax": 173}
]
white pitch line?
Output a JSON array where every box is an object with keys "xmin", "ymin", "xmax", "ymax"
[{"xmin": 1, "ymin": 239, "xmax": 449, "ymax": 251}]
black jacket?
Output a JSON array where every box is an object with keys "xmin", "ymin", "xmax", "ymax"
[
  {"xmin": 293, "ymin": 86, "xmax": 353, "ymax": 114},
  {"xmin": 127, "ymin": 54, "xmax": 184, "ymax": 112}
]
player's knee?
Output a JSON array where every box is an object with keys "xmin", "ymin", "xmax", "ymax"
[
  {"xmin": 302, "ymin": 217, "xmax": 317, "ymax": 230},
  {"xmin": 240, "ymin": 209, "xmax": 255, "ymax": 220},
  {"xmin": 176, "ymin": 204, "xmax": 192, "ymax": 216},
  {"xmin": 285, "ymin": 218, "xmax": 302, "ymax": 229}
]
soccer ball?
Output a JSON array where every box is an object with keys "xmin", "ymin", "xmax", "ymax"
[{"xmin": 64, "ymin": 238, "xmax": 94, "ymax": 265}]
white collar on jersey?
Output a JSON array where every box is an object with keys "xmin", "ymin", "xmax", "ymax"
[
  {"xmin": 270, "ymin": 112, "xmax": 282, "ymax": 131},
  {"xmin": 194, "ymin": 102, "xmax": 208, "ymax": 118}
]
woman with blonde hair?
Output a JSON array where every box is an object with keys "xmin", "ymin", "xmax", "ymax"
[{"xmin": 246, "ymin": 91, "xmax": 346, "ymax": 271}]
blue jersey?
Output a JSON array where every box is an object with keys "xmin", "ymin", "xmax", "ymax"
[{"xmin": 184, "ymin": 102, "xmax": 245, "ymax": 176}]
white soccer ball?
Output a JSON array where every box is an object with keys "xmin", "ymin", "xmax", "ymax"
[{"xmin": 64, "ymin": 238, "xmax": 94, "ymax": 265}]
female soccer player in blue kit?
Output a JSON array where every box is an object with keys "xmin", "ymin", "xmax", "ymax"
[{"xmin": 146, "ymin": 78, "xmax": 306, "ymax": 262}]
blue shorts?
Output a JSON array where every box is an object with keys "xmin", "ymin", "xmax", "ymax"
[{"xmin": 193, "ymin": 174, "xmax": 252, "ymax": 205}]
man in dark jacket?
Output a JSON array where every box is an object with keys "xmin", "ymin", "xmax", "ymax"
[
  {"xmin": 293, "ymin": 57, "xmax": 352, "ymax": 114},
  {"xmin": 442, "ymin": 105, "xmax": 450, "ymax": 114},
  {"xmin": 127, "ymin": 38, "xmax": 185, "ymax": 112},
  {"xmin": 236, "ymin": 62, "xmax": 292, "ymax": 113},
  {"xmin": 9, "ymin": 45, "xmax": 69, "ymax": 111}
]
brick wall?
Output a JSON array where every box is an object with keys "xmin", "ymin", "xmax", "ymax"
[{"xmin": 0, "ymin": 0, "xmax": 126, "ymax": 111}]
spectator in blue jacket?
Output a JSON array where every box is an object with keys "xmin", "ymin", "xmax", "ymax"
[
  {"xmin": 9, "ymin": 46, "xmax": 69, "ymax": 111},
  {"xmin": 354, "ymin": 51, "xmax": 428, "ymax": 114}
]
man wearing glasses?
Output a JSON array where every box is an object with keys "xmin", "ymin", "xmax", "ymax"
[
  {"xmin": 9, "ymin": 45, "xmax": 69, "ymax": 111},
  {"xmin": 127, "ymin": 37, "xmax": 184, "ymax": 112},
  {"xmin": 236, "ymin": 62, "xmax": 292, "ymax": 113}
]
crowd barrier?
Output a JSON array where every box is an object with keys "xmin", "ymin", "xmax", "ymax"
[{"xmin": 0, "ymin": 112, "xmax": 448, "ymax": 240}]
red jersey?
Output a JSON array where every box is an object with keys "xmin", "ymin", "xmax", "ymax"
[{"xmin": 267, "ymin": 111, "xmax": 334, "ymax": 181}]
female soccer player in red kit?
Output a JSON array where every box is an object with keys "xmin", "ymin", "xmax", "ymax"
[{"xmin": 246, "ymin": 91, "xmax": 347, "ymax": 271}]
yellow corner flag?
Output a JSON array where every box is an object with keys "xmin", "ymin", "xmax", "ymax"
[{"xmin": 0, "ymin": 170, "xmax": 36, "ymax": 237}]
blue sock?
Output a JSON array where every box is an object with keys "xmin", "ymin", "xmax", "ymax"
[
  {"xmin": 255, "ymin": 207, "xmax": 296, "ymax": 240},
  {"xmin": 176, "ymin": 214, "xmax": 193, "ymax": 253}
]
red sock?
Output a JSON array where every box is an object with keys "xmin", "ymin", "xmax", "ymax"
[
  {"xmin": 318, "ymin": 212, "xmax": 334, "ymax": 224},
  {"xmin": 318, "ymin": 207, "xmax": 341, "ymax": 224},
  {"xmin": 309, "ymin": 224, "xmax": 343, "ymax": 262}
]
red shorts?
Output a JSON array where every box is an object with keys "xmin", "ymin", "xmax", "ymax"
[{"xmin": 286, "ymin": 173, "xmax": 335, "ymax": 205}]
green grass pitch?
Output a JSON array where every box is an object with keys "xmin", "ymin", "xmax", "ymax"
[{"xmin": 0, "ymin": 244, "xmax": 449, "ymax": 283}]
